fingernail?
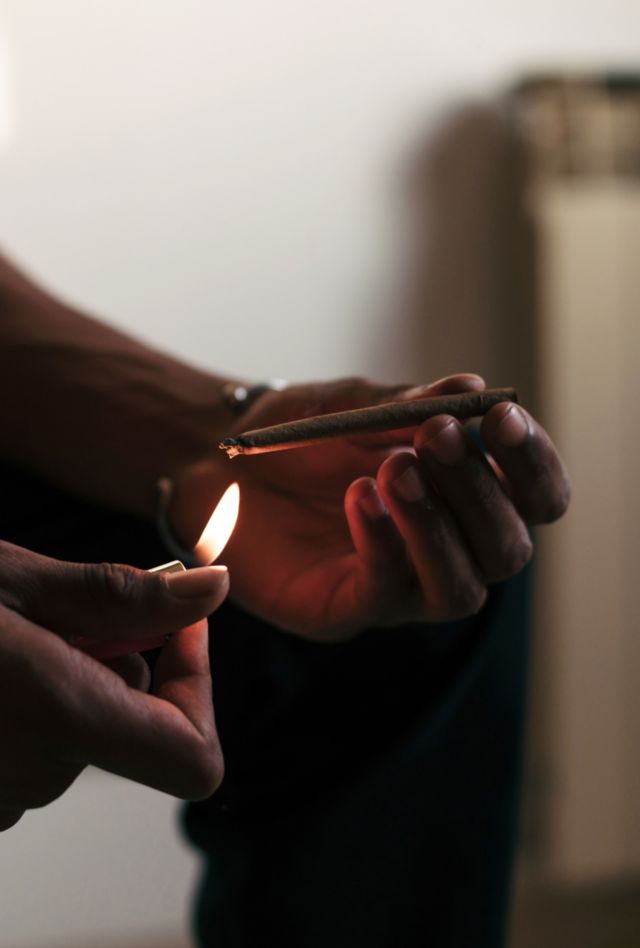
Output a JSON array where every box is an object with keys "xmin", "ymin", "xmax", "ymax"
[
  {"xmin": 166, "ymin": 565, "xmax": 229, "ymax": 599},
  {"xmin": 424, "ymin": 418, "xmax": 466, "ymax": 465},
  {"xmin": 392, "ymin": 465, "xmax": 425, "ymax": 502},
  {"xmin": 399, "ymin": 375, "xmax": 486, "ymax": 402},
  {"xmin": 359, "ymin": 485, "xmax": 388, "ymax": 519},
  {"xmin": 400, "ymin": 383, "xmax": 432, "ymax": 400},
  {"xmin": 496, "ymin": 404, "xmax": 530, "ymax": 447},
  {"xmin": 429, "ymin": 373, "xmax": 485, "ymax": 391}
]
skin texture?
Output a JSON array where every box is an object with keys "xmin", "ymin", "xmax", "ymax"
[
  {"xmin": 169, "ymin": 373, "xmax": 570, "ymax": 640},
  {"xmin": 0, "ymin": 542, "xmax": 229, "ymax": 831},
  {"xmin": 0, "ymin": 255, "xmax": 570, "ymax": 642},
  {"xmin": 0, "ymin": 252, "xmax": 571, "ymax": 821}
]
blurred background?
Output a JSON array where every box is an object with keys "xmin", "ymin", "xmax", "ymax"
[{"xmin": 0, "ymin": 1, "xmax": 639, "ymax": 946}]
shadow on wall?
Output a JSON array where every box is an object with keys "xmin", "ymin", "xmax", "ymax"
[
  {"xmin": 373, "ymin": 76, "xmax": 640, "ymax": 944},
  {"xmin": 374, "ymin": 99, "xmax": 537, "ymax": 409}
]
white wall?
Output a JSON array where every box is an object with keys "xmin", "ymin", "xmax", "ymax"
[
  {"xmin": 0, "ymin": 2, "xmax": 638, "ymax": 945},
  {"xmin": 533, "ymin": 182, "xmax": 640, "ymax": 880},
  {"xmin": 0, "ymin": 771, "xmax": 197, "ymax": 947},
  {"xmin": 1, "ymin": 0, "xmax": 638, "ymax": 384}
]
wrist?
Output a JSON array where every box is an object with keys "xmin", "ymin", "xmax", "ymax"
[{"xmin": 161, "ymin": 379, "xmax": 288, "ymax": 550}]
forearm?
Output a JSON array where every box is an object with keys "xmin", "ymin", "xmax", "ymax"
[{"xmin": 0, "ymin": 252, "xmax": 239, "ymax": 517}]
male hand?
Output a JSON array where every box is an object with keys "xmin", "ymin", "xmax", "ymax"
[
  {"xmin": 0, "ymin": 542, "xmax": 229, "ymax": 831},
  {"xmin": 170, "ymin": 374, "xmax": 570, "ymax": 641}
]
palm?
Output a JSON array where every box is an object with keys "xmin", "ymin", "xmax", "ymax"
[
  {"xmin": 172, "ymin": 374, "xmax": 517, "ymax": 640},
  {"xmin": 224, "ymin": 434, "xmax": 394, "ymax": 638}
]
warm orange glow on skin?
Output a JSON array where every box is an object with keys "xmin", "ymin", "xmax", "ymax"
[{"xmin": 193, "ymin": 482, "xmax": 240, "ymax": 566}]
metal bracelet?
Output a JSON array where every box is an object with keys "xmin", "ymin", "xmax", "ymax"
[
  {"xmin": 156, "ymin": 380, "xmax": 287, "ymax": 562},
  {"xmin": 221, "ymin": 378, "xmax": 287, "ymax": 414}
]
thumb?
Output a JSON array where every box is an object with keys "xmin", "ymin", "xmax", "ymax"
[
  {"xmin": 385, "ymin": 372, "xmax": 486, "ymax": 403},
  {"xmin": 314, "ymin": 374, "xmax": 488, "ymax": 449},
  {"xmin": 0, "ymin": 541, "xmax": 229, "ymax": 656},
  {"xmin": 238, "ymin": 373, "xmax": 486, "ymax": 430},
  {"xmin": 304, "ymin": 374, "xmax": 487, "ymax": 446},
  {"xmin": 289, "ymin": 373, "xmax": 486, "ymax": 415}
]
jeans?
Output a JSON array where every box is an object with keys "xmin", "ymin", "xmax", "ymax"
[{"xmin": 0, "ymin": 462, "xmax": 529, "ymax": 948}]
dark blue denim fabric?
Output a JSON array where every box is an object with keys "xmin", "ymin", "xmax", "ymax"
[{"xmin": 0, "ymin": 463, "xmax": 529, "ymax": 948}]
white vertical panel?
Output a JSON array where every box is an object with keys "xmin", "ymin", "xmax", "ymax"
[
  {"xmin": 617, "ymin": 198, "xmax": 640, "ymax": 867},
  {"xmin": 534, "ymin": 182, "xmax": 639, "ymax": 879}
]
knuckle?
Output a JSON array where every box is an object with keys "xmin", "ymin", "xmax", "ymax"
[
  {"xmin": 341, "ymin": 374, "xmax": 368, "ymax": 390},
  {"xmin": 428, "ymin": 583, "xmax": 488, "ymax": 623},
  {"xmin": 485, "ymin": 534, "xmax": 534, "ymax": 583},
  {"xmin": 84, "ymin": 562, "xmax": 149, "ymax": 604},
  {"xmin": 538, "ymin": 481, "xmax": 572, "ymax": 524},
  {"xmin": 472, "ymin": 468, "xmax": 502, "ymax": 507},
  {"xmin": 181, "ymin": 741, "xmax": 225, "ymax": 801},
  {"xmin": 509, "ymin": 535, "xmax": 534, "ymax": 573},
  {"xmin": 12, "ymin": 774, "xmax": 72, "ymax": 811},
  {"xmin": 20, "ymin": 787, "xmax": 56, "ymax": 810},
  {"xmin": 318, "ymin": 376, "xmax": 375, "ymax": 413},
  {"xmin": 0, "ymin": 549, "xmax": 45, "ymax": 618},
  {"xmin": 460, "ymin": 585, "xmax": 488, "ymax": 618},
  {"xmin": 524, "ymin": 467, "xmax": 571, "ymax": 524},
  {"xmin": 0, "ymin": 810, "xmax": 23, "ymax": 832}
]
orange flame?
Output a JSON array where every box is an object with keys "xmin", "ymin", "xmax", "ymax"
[{"xmin": 192, "ymin": 482, "xmax": 240, "ymax": 565}]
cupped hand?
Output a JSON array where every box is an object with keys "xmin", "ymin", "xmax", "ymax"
[
  {"xmin": 170, "ymin": 374, "xmax": 570, "ymax": 641},
  {"xmin": 0, "ymin": 542, "xmax": 229, "ymax": 830}
]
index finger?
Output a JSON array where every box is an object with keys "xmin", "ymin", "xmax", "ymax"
[
  {"xmin": 352, "ymin": 373, "xmax": 487, "ymax": 449},
  {"xmin": 2, "ymin": 606, "xmax": 224, "ymax": 801},
  {"xmin": 75, "ymin": 620, "xmax": 223, "ymax": 800}
]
